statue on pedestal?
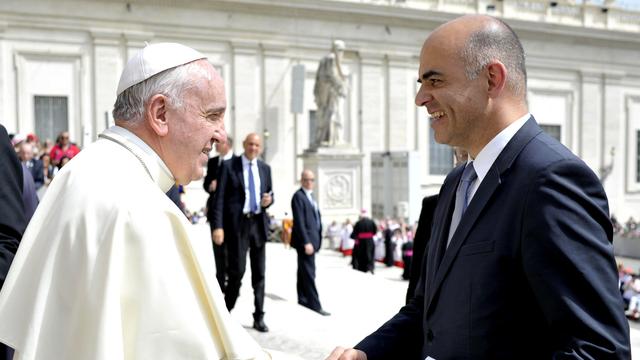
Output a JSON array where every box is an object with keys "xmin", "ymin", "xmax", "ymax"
[{"xmin": 313, "ymin": 40, "xmax": 347, "ymax": 148}]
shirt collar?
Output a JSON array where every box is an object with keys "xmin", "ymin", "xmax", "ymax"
[
  {"xmin": 242, "ymin": 154, "xmax": 256, "ymax": 166},
  {"xmin": 302, "ymin": 188, "xmax": 313, "ymax": 197},
  {"xmin": 101, "ymin": 126, "xmax": 175, "ymax": 193},
  {"xmin": 222, "ymin": 151, "xmax": 234, "ymax": 161},
  {"xmin": 472, "ymin": 113, "xmax": 530, "ymax": 184}
]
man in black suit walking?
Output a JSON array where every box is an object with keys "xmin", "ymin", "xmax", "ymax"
[
  {"xmin": 291, "ymin": 169, "xmax": 330, "ymax": 316},
  {"xmin": 212, "ymin": 133, "xmax": 273, "ymax": 332},
  {"xmin": 204, "ymin": 136, "xmax": 234, "ymax": 293},
  {"xmin": 327, "ymin": 15, "xmax": 629, "ymax": 360}
]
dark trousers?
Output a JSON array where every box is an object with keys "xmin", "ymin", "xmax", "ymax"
[
  {"xmin": 356, "ymin": 238, "xmax": 375, "ymax": 273},
  {"xmin": 225, "ymin": 215, "xmax": 266, "ymax": 320},
  {"xmin": 209, "ymin": 222, "xmax": 228, "ymax": 293},
  {"xmin": 296, "ymin": 247, "xmax": 321, "ymax": 311}
]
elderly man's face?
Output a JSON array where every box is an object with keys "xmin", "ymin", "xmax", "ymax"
[
  {"xmin": 18, "ymin": 143, "xmax": 33, "ymax": 162},
  {"xmin": 165, "ymin": 61, "xmax": 226, "ymax": 185}
]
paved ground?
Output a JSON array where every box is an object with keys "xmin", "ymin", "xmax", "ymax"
[{"xmin": 191, "ymin": 224, "xmax": 640, "ymax": 359}]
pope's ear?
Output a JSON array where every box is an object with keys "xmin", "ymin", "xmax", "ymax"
[{"xmin": 146, "ymin": 94, "xmax": 169, "ymax": 137}]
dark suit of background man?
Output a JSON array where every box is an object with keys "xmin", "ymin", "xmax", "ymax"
[
  {"xmin": 405, "ymin": 148, "xmax": 466, "ymax": 305},
  {"xmin": 291, "ymin": 170, "xmax": 330, "ymax": 316},
  {"xmin": 213, "ymin": 133, "xmax": 273, "ymax": 333},
  {"xmin": 0, "ymin": 124, "xmax": 27, "ymax": 360},
  {"xmin": 204, "ymin": 136, "xmax": 234, "ymax": 293},
  {"xmin": 405, "ymin": 194, "xmax": 438, "ymax": 305},
  {"xmin": 327, "ymin": 15, "xmax": 629, "ymax": 360},
  {"xmin": 17, "ymin": 142, "xmax": 44, "ymax": 190}
]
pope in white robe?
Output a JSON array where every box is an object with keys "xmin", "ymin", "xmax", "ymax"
[{"xmin": 0, "ymin": 43, "xmax": 290, "ymax": 360}]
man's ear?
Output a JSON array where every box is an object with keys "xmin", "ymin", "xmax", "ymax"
[
  {"xmin": 146, "ymin": 94, "xmax": 169, "ymax": 137},
  {"xmin": 485, "ymin": 61, "xmax": 507, "ymax": 98}
]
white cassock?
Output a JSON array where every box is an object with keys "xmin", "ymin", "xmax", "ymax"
[{"xmin": 0, "ymin": 126, "xmax": 273, "ymax": 360}]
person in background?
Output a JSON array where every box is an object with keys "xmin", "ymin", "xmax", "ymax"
[
  {"xmin": 204, "ymin": 136, "xmax": 235, "ymax": 293},
  {"xmin": 17, "ymin": 142, "xmax": 44, "ymax": 190},
  {"xmin": 40, "ymin": 153, "xmax": 54, "ymax": 183},
  {"xmin": 326, "ymin": 220, "xmax": 341, "ymax": 250},
  {"xmin": 212, "ymin": 133, "xmax": 274, "ymax": 333},
  {"xmin": 327, "ymin": 14, "xmax": 629, "ymax": 359},
  {"xmin": 49, "ymin": 131, "xmax": 80, "ymax": 166},
  {"xmin": 350, "ymin": 209, "xmax": 377, "ymax": 274},
  {"xmin": 0, "ymin": 43, "xmax": 276, "ymax": 359},
  {"xmin": 406, "ymin": 148, "xmax": 465, "ymax": 304},
  {"xmin": 291, "ymin": 169, "xmax": 330, "ymax": 316}
]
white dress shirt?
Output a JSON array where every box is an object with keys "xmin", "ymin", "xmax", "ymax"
[
  {"xmin": 241, "ymin": 155, "xmax": 262, "ymax": 214},
  {"xmin": 465, "ymin": 113, "xmax": 531, "ymax": 203}
]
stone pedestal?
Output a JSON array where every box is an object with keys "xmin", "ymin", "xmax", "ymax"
[{"xmin": 300, "ymin": 146, "xmax": 364, "ymax": 224}]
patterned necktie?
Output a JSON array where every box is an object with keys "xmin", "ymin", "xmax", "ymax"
[
  {"xmin": 447, "ymin": 161, "xmax": 477, "ymax": 247},
  {"xmin": 248, "ymin": 162, "xmax": 258, "ymax": 213}
]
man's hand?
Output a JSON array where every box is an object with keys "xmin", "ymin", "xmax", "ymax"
[
  {"xmin": 208, "ymin": 179, "xmax": 217, "ymax": 192},
  {"xmin": 212, "ymin": 228, "xmax": 224, "ymax": 245},
  {"xmin": 304, "ymin": 243, "xmax": 314, "ymax": 255},
  {"xmin": 260, "ymin": 192, "xmax": 273, "ymax": 208},
  {"xmin": 325, "ymin": 347, "xmax": 367, "ymax": 360}
]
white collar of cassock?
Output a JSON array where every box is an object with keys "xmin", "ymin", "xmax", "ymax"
[{"xmin": 100, "ymin": 125, "xmax": 176, "ymax": 193}]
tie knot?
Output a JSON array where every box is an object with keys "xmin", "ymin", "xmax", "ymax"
[{"xmin": 461, "ymin": 161, "xmax": 477, "ymax": 183}]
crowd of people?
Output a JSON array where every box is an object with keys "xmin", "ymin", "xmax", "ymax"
[
  {"xmin": 9, "ymin": 130, "xmax": 81, "ymax": 199},
  {"xmin": 613, "ymin": 214, "xmax": 640, "ymax": 238}
]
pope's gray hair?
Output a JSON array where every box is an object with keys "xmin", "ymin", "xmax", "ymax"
[{"xmin": 112, "ymin": 60, "xmax": 211, "ymax": 122}]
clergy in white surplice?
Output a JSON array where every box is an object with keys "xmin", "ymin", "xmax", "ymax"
[{"xmin": 0, "ymin": 43, "xmax": 277, "ymax": 360}]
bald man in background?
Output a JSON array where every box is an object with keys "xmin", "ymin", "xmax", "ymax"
[{"xmin": 213, "ymin": 133, "xmax": 273, "ymax": 332}]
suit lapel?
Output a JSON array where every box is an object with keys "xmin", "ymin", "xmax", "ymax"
[
  {"xmin": 234, "ymin": 156, "xmax": 245, "ymax": 189},
  {"xmin": 258, "ymin": 161, "xmax": 267, "ymax": 194},
  {"xmin": 425, "ymin": 116, "xmax": 542, "ymax": 313},
  {"xmin": 425, "ymin": 166, "xmax": 461, "ymax": 299}
]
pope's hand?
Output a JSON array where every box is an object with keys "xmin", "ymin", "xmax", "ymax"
[
  {"xmin": 213, "ymin": 229, "xmax": 224, "ymax": 245},
  {"xmin": 325, "ymin": 347, "xmax": 367, "ymax": 360}
]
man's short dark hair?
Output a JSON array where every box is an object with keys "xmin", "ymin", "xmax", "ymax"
[{"xmin": 460, "ymin": 18, "xmax": 527, "ymax": 98}]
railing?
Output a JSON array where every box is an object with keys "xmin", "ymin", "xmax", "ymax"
[{"xmin": 335, "ymin": 0, "xmax": 640, "ymax": 33}]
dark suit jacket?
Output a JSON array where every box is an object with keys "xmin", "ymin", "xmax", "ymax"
[
  {"xmin": 356, "ymin": 117, "xmax": 630, "ymax": 359},
  {"xmin": 204, "ymin": 154, "xmax": 236, "ymax": 222},
  {"xmin": 406, "ymin": 194, "xmax": 438, "ymax": 304},
  {"xmin": 0, "ymin": 125, "xmax": 26, "ymax": 290},
  {"xmin": 25, "ymin": 159, "xmax": 44, "ymax": 189},
  {"xmin": 212, "ymin": 156, "xmax": 273, "ymax": 241},
  {"xmin": 291, "ymin": 188, "xmax": 322, "ymax": 251}
]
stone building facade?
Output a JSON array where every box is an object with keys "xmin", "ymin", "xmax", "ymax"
[{"xmin": 1, "ymin": 0, "xmax": 639, "ymax": 221}]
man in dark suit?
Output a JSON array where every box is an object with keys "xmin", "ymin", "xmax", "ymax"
[
  {"xmin": 203, "ymin": 136, "xmax": 234, "ymax": 293},
  {"xmin": 17, "ymin": 142, "xmax": 44, "ymax": 190},
  {"xmin": 405, "ymin": 194, "xmax": 438, "ymax": 304},
  {"xmin": 212, "ymin": 133, "xmax": 273, "ymax": 332},
  {"xmin": 327, "ymin": 15, "xmax": 629, "ymax": 360},
  {"xmin": 0, "ymin": 124, "xmax": 26, "ymax": 360},
  {"xmin": 406, "ymin": 149, "xmax": 465, "ymax": 304},
  {"xmin": 291, "ymin": 169, "xmax": 330, "ymax": 316}
]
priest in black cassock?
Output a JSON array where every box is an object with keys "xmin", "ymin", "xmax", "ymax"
[{"xmin": 350, "ymin": 209, "xmax": 377, "ymax": 274}]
